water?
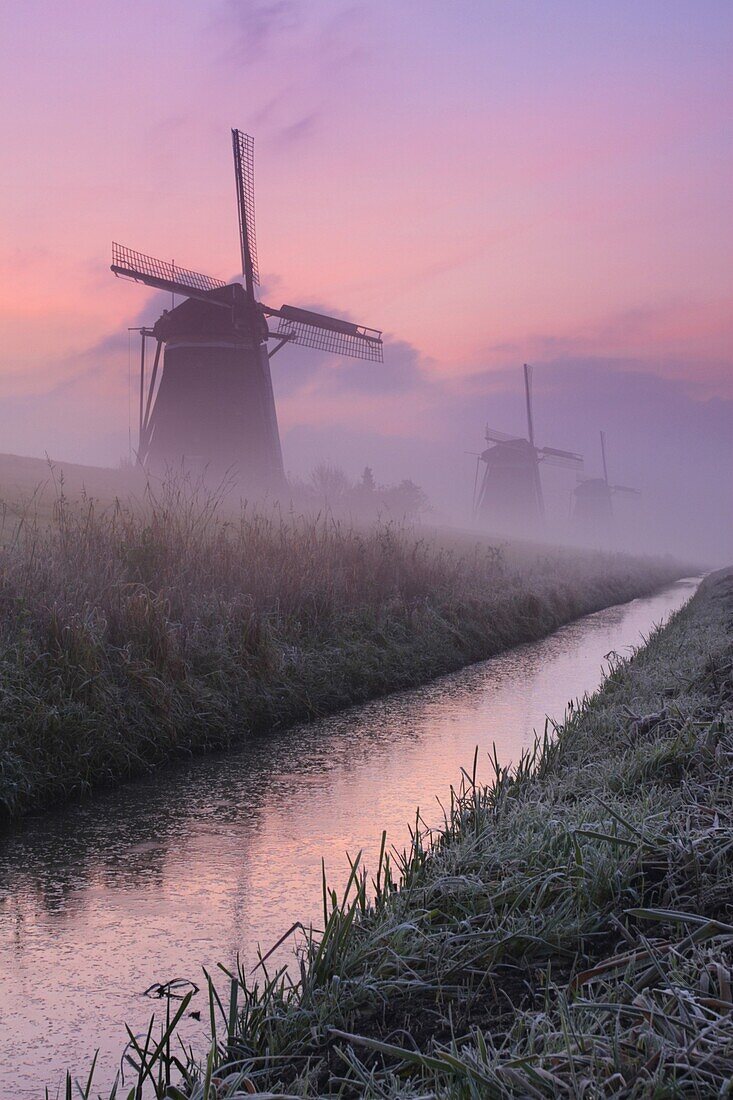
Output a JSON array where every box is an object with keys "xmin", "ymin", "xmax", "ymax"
[{"xmin": 0, "ymin": 578, "xmax": 698, "ymax": 1096}]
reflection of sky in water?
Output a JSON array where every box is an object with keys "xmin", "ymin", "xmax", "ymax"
[{"xmin": 0, "ymin": 579, "xmax": 699, "ymax": 1096}]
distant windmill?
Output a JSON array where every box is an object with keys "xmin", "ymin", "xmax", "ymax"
[
  {"xmin": 112, "ymin": 130, "xmax": 383, "ymax": 486},
  {"xmin": 473, "ymin": 364, "xmax": 583, "ymax": 533},
  {"xmin": 573, "ymin": 431, "xmax": 638, "ymax": 531}
]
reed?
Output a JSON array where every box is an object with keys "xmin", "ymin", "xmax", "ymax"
[{"xmin": 0, "ymin": 476, "xmax": 683, "ymax": 821}]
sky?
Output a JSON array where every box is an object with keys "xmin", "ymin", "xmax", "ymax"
[{"xmin": 0, "ymin": 0, "xmax": 731, "ymax": 558}]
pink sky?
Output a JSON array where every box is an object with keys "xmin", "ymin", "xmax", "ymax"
[{"xmin": 0, "ymin": 1, "xmax": 731, "ymax": 554}]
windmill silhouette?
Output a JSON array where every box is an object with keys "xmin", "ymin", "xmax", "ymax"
[
  {"xmin": 473, "ymin": 364, "xmax": 583, "ymax": 534},
  {"xmin": 573, "ymin": 431, "xmax": 638, "ymax": 533},
  {"xmin": 112, "ymin": 130, "xmax": 383, "ymax": 486}
]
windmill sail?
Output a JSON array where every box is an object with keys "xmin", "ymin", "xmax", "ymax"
[
  {"xmin": 269, "ymin": 304, "xmax": 383, "ymax": 362},
  {"xmin": 572, "ymin": 430, "xmax": 639, "ymax": 536},
  {"xmin": 111, "ymin": 243, "xmax": 226, "ymax": 303},
  {"xmin": 232, "ymin": 129, "xmax": 259, "ymax": 295},
  {"xmin": 540, "ymin": 446, "xmax": 583, "ymax": 461},
  {"xmin": 112, "ymin": 126, "xmax": 384, "ymax": 487},
  {"xmin": 523, "ymin": 363, "xmax": 536, "ymax": 448},
  {"xmin": 484, "ymin": 426, "xmax": 523, "ymax": 443},
  {"xmin": 539, "ymin": 445, "xmax": 584, "ymax": 469},
  {"xmin": 474, "ymin": 363, "xmax": 587, "ymax": 532},
  {"xmin": 600, "ymin": 429, "xmax": 610, "ymax": 485}
]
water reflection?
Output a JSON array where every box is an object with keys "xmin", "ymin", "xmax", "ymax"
[{"xmin": 0, "ymin": 579, "xmax": 699, "ymax": 1096}]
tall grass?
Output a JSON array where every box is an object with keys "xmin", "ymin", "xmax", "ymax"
[
  {"xmin": 0, "ymin": 478, "xmax": 684, "ymax": 820},
  {"xmin": 58, "ymin": 569, "xmax": 730, "ymax": 1099}
]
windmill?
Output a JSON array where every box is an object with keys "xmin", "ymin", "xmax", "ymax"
[
  {"xmin": 573, "ymin": 431, "xmax": 638, "ymax": 532},
  {"xmin": 473, "ymin": 364, "xmax": 583, "ymax": 534},
  {"xmin": 112, "ymin": 130, "xmax": 383, "ymax": 487}
]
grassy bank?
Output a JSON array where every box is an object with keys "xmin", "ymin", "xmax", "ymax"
[
  {"xmin": 68, "ymin": 567, "xmax": 731, "ymax": 1099},
  {"xmin": 0, "ymin": 482, "xmax": 683, "ymax": 821}
]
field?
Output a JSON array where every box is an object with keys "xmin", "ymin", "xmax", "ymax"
[
  {"xmin": 0, "ymin": 451, "xmax": 146, "ymax": 523},
  {"xmin": 67, "ymin": 568, "xmax": 731, "ymax": 1099},
  {"xmin": 0, "ymin": 455, "xmax": 685, "ymax": 822}
]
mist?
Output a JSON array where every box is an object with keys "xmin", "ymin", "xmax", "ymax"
[
  {"xmin": 275, "ymin": 348, "xmax": 732, "ymax": 564},
  {"xmin": 0, "ymin": 309, "xmax": 729, "ymax": 565}
]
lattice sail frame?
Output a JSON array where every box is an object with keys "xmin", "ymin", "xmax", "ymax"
[
  {"xmin": 232, "ymin": 129, "xmax": 259, "ymax": 291},
  {"xmin": 538, "ymin": 445, "xmax": 584, "ymax": 470},
  {"xmin": 274, "ymin": 305, "xmax": 383, "ymax": 362},
  {"xmin": 539, "ymin": 452, "xmax": 584, "ymax": 470},
  {"xmin": 485, "ymin": 426, "xmax": 523, "ymax": 444},
  {"xmin": 113, "ymin": 132, "xmax": 386, "ymax": 367},
  {"xmin": 111, "ymin": 243, "xmax": 226, "ymax": 299}
]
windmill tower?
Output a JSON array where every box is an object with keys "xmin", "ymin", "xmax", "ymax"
[
  {"xmin": 112, "ymin": 130, "xmax": 383, "ymax": 488},
  {"xmin": 573, "ymin": 431, "xmax": 638, "ymax": 535},
  {"xmin": 473, "ymin": 364, "xmax": 583, "ymax": 535}
]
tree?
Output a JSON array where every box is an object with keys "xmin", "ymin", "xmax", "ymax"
[
  {"xmin": 310, "ymin": 463, "xmax": 351, "ymax": 501},
  {"xmin": 359, "ymin": 466, "xmax": 376, "ymax": 493},
  {"xmin": 380, "ymin": 479, "xmax": 430, "ymax": 520}
]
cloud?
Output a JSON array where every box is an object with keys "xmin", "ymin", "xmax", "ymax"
[
  {"xmin": 272, "ymin": 333, "xmax": 427, "ymax": 399},
  {"xmin": 273, "ymin": 113, "xmax": 320, "ymax": 146},
  {"xmin": 213, "ymin": 0, "xmax": 301, "ymax": 65},
  {"xmin": 476, "ymin": 300, "xmax": 733, "ymax": 396}
]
